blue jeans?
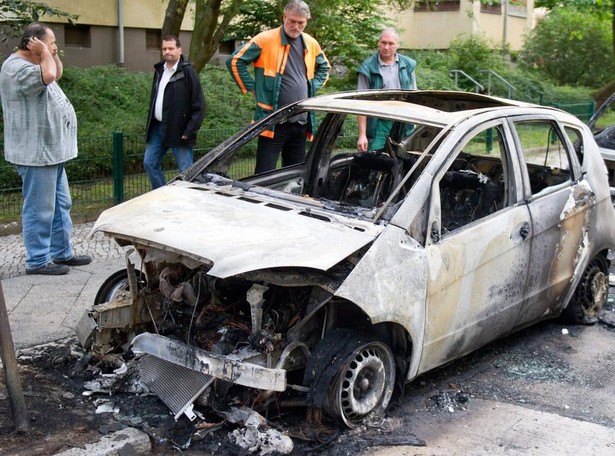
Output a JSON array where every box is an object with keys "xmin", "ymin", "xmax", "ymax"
[
  {"xmin": 16, "ymin": 164, "xmax": 74, "ymax": 269},
  {"xmin": 143, "ymin": 123, "xmax": 194, "ymax": 189}
]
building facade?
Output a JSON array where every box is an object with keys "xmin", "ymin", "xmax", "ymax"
[
  {"xmin": 398, "ymin": 0, "xmax": 535, "ymax": 51},
  {"xmin": 0, "ymin": 0, "xmax": 536, "ymax": 72},
  {"xmin": 0, "ymin": 0, "xmax": 198, "ymax": 72}
]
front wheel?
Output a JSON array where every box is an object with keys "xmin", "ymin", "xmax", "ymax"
[
  {"xmin": 94, "ymin": 268, "xmax": 144, "ymax": 305},
  {"xmin": 562, "ymin": 254, "xmax": 609, "ymax": 324},
  {"xmin": 305, "ymin": 329, "xmax": 396, "ymax": 428}
]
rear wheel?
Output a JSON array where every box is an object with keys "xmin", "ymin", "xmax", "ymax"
[
  {"xmin": 305, "ymin": 329, "xmax": 396, "ymax": 428},
  {"xmin": 562, "ymin": 254, "xmax": 609, "ymax": 324}
]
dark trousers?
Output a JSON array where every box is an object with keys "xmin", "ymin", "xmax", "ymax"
[{"xmin": 255, "ymin": 122, "xmax": 308, "ymax": 174}]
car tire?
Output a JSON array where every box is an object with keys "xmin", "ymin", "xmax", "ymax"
[
  {"xmin": 304, "ymin": 328, "xmax": 396, "ymax": 428},
  {"xmin": 562, "ymin": 254, "xmax": 609, "ymax": 324},
  {"xmin": 94, "ymin": 268, "xmax": 144, "ymax": 305}
]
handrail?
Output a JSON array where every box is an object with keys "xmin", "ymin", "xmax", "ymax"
[
  {"xmin": 480, "ymin": 70, "xmax": 516, "ymax": 98},
  {"xmin": 449, "ymin": 70, "xmax": 484, "ymax": 93}
]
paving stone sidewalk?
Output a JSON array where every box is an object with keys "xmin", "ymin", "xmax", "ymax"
[{"xmin": 0, "ymin": 222, "xmax": 126, "ymax": 280}]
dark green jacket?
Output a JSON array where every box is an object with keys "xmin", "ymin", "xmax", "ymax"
[{"xmin": 357, "ymin": 53, "xmax": 417, "ymax": 146}]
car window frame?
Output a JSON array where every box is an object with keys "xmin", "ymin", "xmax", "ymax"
[
  {"xmin": 425, "ymin": 118, "xmax": 522, "ymax": 242},
  {"xmin": 506, "ymin": 115, "xmax": 581, "ymax": 201}
]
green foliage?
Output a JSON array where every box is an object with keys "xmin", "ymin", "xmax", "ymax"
[
  {"xmin": 448, "ymin": 34, "xmax": 506, "ymax": 76},
  {"xmin": 416, "ymin": 67, "xmax": 458, "ymax": 90},
  {"xmin": 200, "ymin": 65, "xmax": 255, "ymax": 128},
  {"xmin": 59, "ymin": 66, "xmax": 151, "ymax": 136},
  {"xmin": 535, "ymin": 0, "xmax": 612, "ymax": 17},
  {"xmin": 224, "ymin": 0, "xmax": 409, "ymax": 72},
  {"xmin": 0, "ymin": 33, "xmax": 603, "ymax": 187},
  {"xmin": 489, "ymin": 66, "xmax": 594, "ymax": 104},
  {"xmin": 54, "ymin": 64, "xmax": 255, "ymax": 136},
  {"xmin": 307, "ymin": 0, "xmax": 394, "ymax": 70},
  {"xmin": 520, "ymin": 8, "xmax": 615, "ymax": 86},
  {"xmin": 225, "ymin": 0, "xmax": 282, "ymax": 39},
  {"xmin": 0, "ymin": 0, "xmax": 77, "ymax": 42}
]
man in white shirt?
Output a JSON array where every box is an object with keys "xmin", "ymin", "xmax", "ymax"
[{"xmin": 143, "ymin": 36, "xmax": 205, "ymax": 189}]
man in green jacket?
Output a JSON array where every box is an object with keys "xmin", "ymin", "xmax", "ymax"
[
  {"xmin": 357, "ymin": 27, "xmax": 417, "ymax": 152},
  {"xmin": 227, "ymin": 0, "xmax": 330, "ymax": 173}
]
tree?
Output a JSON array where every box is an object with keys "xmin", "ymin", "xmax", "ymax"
[
  {"xmin": 164, "ymin": 0, "xmax": 412, "ymax": 73},
  {"xmin": 520, "ymin": 7, "xmax": 614, "ymax": 87},
  {"xmin": 535, "ymin": 0, "xmax": 614, "ymax": 54},
  {"xmin": 0, "ymin": 0, "xmax": 77, "ymax": 42},
  {"xmin": 161, "ymin": 0, "xmax": 190, "ymax": 40}
]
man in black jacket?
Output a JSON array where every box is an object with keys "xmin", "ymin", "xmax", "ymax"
[{"xmin": 144, "ymin": 36, "xmax": 205, "ymax": 189}]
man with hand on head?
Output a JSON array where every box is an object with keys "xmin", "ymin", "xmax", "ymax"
[{"xmin": 0, "ymin": 22, "xmax": 91, "ymax": 275}]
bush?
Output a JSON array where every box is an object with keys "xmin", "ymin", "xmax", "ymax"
[
  {"xmin": 60, "ymin": 65, "xmax": 151, "ymax": 136},
  {"xmin": 520, "ymin": 8, "xmax": 615, "ymax": 87},
  {"xmin": 447, "ymin": 34, "xmax": 506, "ymax": 79}
]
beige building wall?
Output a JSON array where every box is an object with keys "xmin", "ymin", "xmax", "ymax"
[
  {"xmin": 0, "ymin": 0, "xmax": 536, "ymax": 71},
  {"xmin": 398, "ymin": 0, "xmax": 535, "ymax": 51},
  {"xmin": 39, "ymin": 0, "xmax": 193, "ymax": 30},
  {"xmin": 0, "ymin": 0, "xmax": 196, "ymax": 72}
]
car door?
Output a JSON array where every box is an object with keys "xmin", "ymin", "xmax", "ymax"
[
  {"xmin": 419, "ymin": 119, "xmax": 532, "ymax": 374},
  {"xmin": 510, "ymin": 118, "xmax": 590, "ymax": 326}
]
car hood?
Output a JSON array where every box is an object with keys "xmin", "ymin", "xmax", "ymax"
[{"xmin": 92, "ymin": 182, "xmax": 380, "ymax": 278}]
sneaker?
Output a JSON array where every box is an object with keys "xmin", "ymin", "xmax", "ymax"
[
  {"xmin": 53, "ymin": 255, "xmax": 92, "ymax": 266},
  {"xmin": 26, "ymin": 262, "xmax": 70, "ymax": 275}
]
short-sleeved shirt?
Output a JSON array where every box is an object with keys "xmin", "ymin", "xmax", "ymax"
[{"xmin": 0, "ymin": 54, "xmax": 78, "ymax": 166}]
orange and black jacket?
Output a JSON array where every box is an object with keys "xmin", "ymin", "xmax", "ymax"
[{"xmin": 226, "ymin": 26, "xmax": 330, "ymax": 138}]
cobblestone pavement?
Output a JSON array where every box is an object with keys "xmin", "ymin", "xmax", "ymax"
[{"xmin": 0, "ymin": 222, "xmax": 126, "ymax": 280}]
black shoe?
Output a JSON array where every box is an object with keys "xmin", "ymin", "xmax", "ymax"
[
  {"xmin": 26, "ymin": 262, "xmax": 70, "ymax": 275},
  {"xmin": 53, "ymin": 255, "xmax": 92, "ymax": 266}
]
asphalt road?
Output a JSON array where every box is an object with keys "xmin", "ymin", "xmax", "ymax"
[{"xmin": 352, "ymin": 316, "xmax": 615, "ymax": 456}]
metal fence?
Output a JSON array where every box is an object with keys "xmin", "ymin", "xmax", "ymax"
[
  {"xmin": 0, "ymin": 101, "xmax": 596, "ymax": 221},
  {"xmin": 0, "ymin": 128, "xmax": 239, "ymax": 221}
]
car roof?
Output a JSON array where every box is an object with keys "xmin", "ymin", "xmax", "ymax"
[{"xmin": 298, "ymin": 90, "xmax": 548, "ymax": 128}]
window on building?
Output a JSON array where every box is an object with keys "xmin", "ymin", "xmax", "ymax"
[
  {"xmin": 414, "ymin": 0, "xmax": 461, "ymax": 12},
  {"xmin": 146, "ymin": 30, "xmax": 161, "ymax": 50},
  {"xmin": 65, "ymin": 24, "xmax": 91, "ymax": 48},
  {"xmin": 480, "ymin": 3, "xmax": 501, "ymax": 14}
]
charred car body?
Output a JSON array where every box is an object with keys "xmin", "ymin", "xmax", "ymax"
[
  {"xmin": 77, "ymin": 90, "xmax": 615, "ymax": 427},
  {"xmin": 589, "ymin": 92, "xmax": 615, "ymax": 201}
]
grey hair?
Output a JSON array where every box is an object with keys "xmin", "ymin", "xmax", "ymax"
[
  {"xmin": 284, "ymin": 0, "xmax": 311, "ymax": 19},
  {"xmin": 380, "ymin": 27, "xmax": 400, "ymax": 43}
]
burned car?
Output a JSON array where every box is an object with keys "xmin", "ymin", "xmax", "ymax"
[{"xmin": 77, "ymin": 90, "xmax": 615, "ymax": 428}]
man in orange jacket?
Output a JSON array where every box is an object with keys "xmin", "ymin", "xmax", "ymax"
[{"xmin": 227, "ymin": 0, "xmax": 330, "ymax": 174}]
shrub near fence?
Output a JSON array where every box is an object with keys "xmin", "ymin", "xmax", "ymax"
[{"xmin": 0, "ymin": 127, "xmax": 237, "ymax": 222}]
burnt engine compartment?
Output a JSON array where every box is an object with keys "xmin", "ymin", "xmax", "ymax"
[
  {"xmin": 155, "ymin": 264, "xmax": 316, "ymax": 356},
  {"xmin": 76, "ymin": 257, "xmax": 343, "ymax": 420},
  {"xmin": 87, "ymin": 261, "xmax": 323, "ymax": 364}
]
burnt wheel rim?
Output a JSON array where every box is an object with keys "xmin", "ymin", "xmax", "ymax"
[
  {"xmin": 332, "ymin": 341, "xmax": 395, "ymax": 427},
  {"xmin": 582, "ymin": 266, "xmax": 608, "ymax": 318}
]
